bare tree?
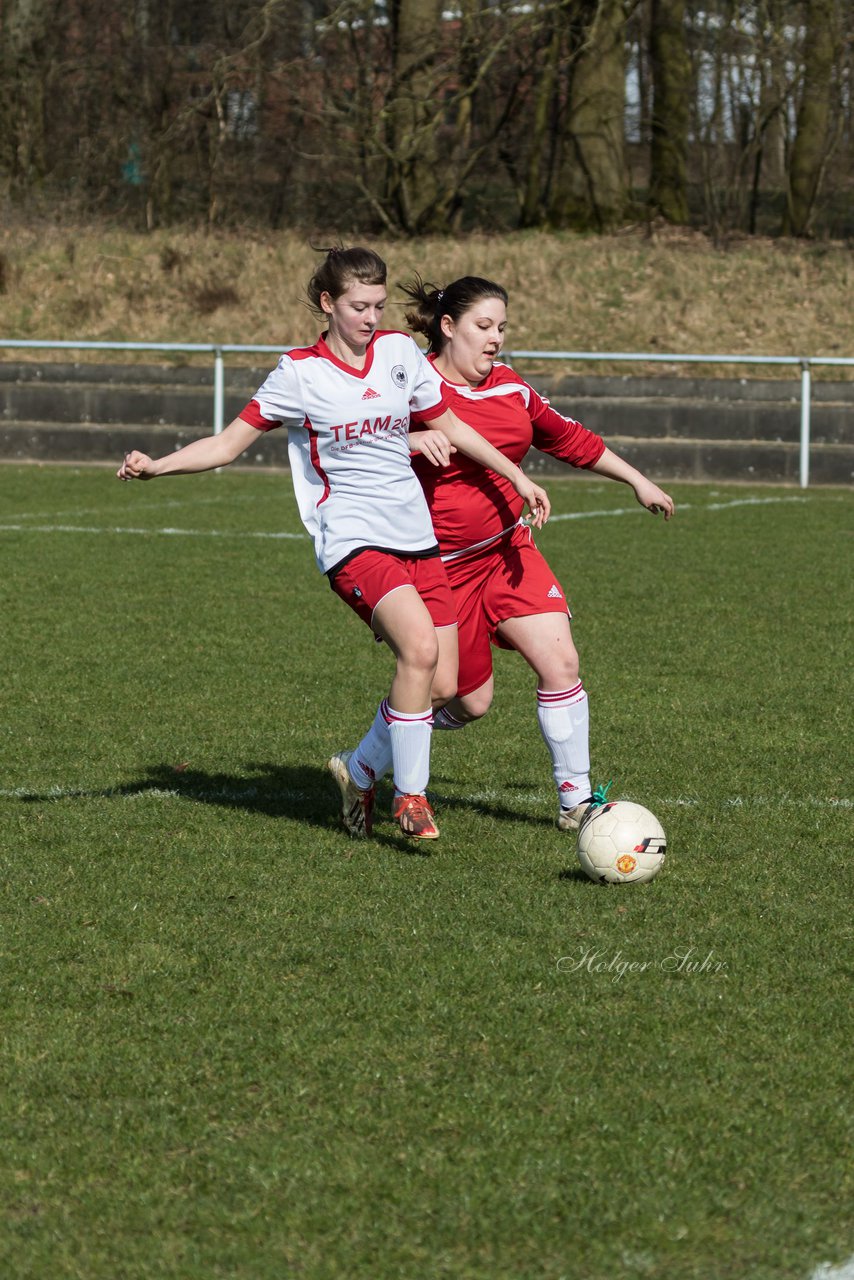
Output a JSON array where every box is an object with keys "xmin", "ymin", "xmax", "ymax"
[
  {"xmin": 784, "ymin": 0, "xmax": 841, "ymax": 235},
  {"xmin": 384, "ymin": 0, "xmax": 447, "ymax": 232},
  {"xmin": 303, "ymin": 0, "xmax": 539, "ymax": 235},
  {"xmin": 1, "ymin": 0, "xmax": 851, "ymax": 237},
  {"xmin": 649, "ymin": 0, "xmax": 690, "ymax": 222},
  {"xmin": 516, "ymin": 3, "xmax": 565, "ymax": 227},
  {"xmin": 0, "ymin": 0, "xmax": 67, "ymax": 194},
  {"xmin": 548, "ymin": 0, "xmax": 630, "ymax": 230},
  {"xmin": 747, "ymin": 0, "xmax": 792, "ymax": 234}
]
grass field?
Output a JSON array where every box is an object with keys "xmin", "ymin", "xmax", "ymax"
[{"xmin": 1, "ymin": 464, "xmax": 852, "ymax": 1280}]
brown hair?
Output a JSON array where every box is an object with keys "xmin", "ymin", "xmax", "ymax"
[
  {"xmin": 306, "ymin": 246, "xmax": 387, "ymax": 314},
  {"xmin": 399, "ymin": 274, "xmax": 509, "ymax": 355}
]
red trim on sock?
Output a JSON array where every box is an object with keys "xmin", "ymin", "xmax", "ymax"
[
  {"xmin": 384, "ymin": 704, "xmax": 433, "ymax": 725},
  {"xmin": 537, "ymin": 682, "xmax": 584, "ymax": 705}
]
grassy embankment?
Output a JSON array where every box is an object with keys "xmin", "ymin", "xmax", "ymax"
[{"xmin": 1, "ymin": 222, "xmax": 852, "ymax": 374}]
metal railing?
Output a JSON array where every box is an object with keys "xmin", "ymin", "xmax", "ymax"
[
  {"xmin": 502, "ymin": 349, "xmax": 854, "ymax": 490},
  {"xmin": 1, "ymin": 338, "xmax": 853, "ymax": 488}
]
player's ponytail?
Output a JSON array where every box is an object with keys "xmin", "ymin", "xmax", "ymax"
[
  {"xmin": 399, "ymin": 274, "xmax": 444, "ymax": 352},
  {"xmin": 399, "ymin": 274, "xmax": 509, "ymax": 355}
]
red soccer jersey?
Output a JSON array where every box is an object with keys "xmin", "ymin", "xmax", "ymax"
[{"xmin": 411, "ymin": 359, "xmax": 605, "ymax": 557}]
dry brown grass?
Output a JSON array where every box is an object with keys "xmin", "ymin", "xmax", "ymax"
[{"xmin": 1, "ymin": 220, "xmax": 852, "ymax": 376}]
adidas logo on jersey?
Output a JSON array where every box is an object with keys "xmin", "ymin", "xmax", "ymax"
[
  {"xmin": 362, "ymin": 386, "xmax": 381, "ymax": 400},
  {"xmin": 547, "ymin": 584, "xmax": 562, "ymax": 598}
]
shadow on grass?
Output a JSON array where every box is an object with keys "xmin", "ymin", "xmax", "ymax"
[
  {"xmin": 429, "ymin": 772, "xmax": 556, "ymax": 828},
  {"xmin": 558, "ymin": 866, "xmax": 597, "ymax": 885},
  {"xmin": 13, "ymin": 763, "xmax": 558, "ymax": 851},
  {"xmin": 14, "ymin": 762, "xmax": 438, "ymax": 857}
]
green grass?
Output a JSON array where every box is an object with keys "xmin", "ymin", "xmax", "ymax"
[{"xmin": 1, "ymin": 465, "xmax": 852, "ymax": 1280}]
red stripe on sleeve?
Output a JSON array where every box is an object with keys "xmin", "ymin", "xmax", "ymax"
[{"xmin": 240, "ymin": 398, "xmax": 281, "ymax": 432}]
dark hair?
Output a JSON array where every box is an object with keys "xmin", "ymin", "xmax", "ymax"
[
  {"xmin": 307, "ymin": 245, "xmax": 387, "ymax": 314},
  {"xmin": 399, "ymin": 274, "xmax": 509, "ymax": 355}
]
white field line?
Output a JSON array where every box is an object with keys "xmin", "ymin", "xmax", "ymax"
[
  {"xmin": 0, "ymin": 783, "xmax": 261, "ymax": 802},
  {"xmin": 0, "ymin": 523, "xmax": 304, "ymax": 539},
  {"xmin": 8, "ymin": 492, "xmax": 259, "ymax": 522},
  {"xmin": 464, "ymin": 791, "xmax": 851, "ymax": 810},
  {"xmin": 0, "ymin": 494, "xmax": 813, "ymax": 539},
  {"xmin": 810, "ymin": 1257, "xmax": 854, "ymax": 1280},
  {"xmin": 1, "ymin": 784, "xmax": 850, "ymax": 809},
  {"xmin": 548, "ymin": 495, "xmax": 808, "ymax": 522}
]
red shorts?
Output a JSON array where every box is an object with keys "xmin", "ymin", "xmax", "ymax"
[
  {"xmin": 444, "ymin": 523, "xmax": 571, "ymax": 696},
  {"xmin": 331, "ymin": 549, "xmax": 457, "ymax": 632}
]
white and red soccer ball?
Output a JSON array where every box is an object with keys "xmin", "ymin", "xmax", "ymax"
[{"xmin": 576, "ymin": 800, "xmax": 667, "ymax": 885}]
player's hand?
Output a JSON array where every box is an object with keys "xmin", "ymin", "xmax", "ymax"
[
  {"xmin": 515, "ymin": 473, "xmax": 550, "ymax": 528},
  {"xmin": 409, "ymin": 430, "xmax": 456, "ymax": 467},
  {"xmin": 633, "ymin": 479, "xmax": 675, "ymax": 520},
  {"xmin": 117, "ymin": 450, "xmax": 155, "ymax": 481}
]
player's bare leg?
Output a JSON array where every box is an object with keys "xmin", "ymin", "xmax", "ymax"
[
  {"xmin": 431, "ymin": 623, "xmax": 460, "ymax": 709},
  {"xmin": 433, "ymin": 673, "xmax": 494, "ymax": 728}
]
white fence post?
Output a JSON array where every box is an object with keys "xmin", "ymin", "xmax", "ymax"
[
  {"xmin": 799, "ymin": 360, "xmax": 811, "ymax": 490},
  {"xmin": 213, "ymin": 347, "xmax": 225, "ymax": 434}
]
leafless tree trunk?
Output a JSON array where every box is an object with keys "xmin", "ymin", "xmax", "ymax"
[
  {"xmin": 549, "ymin": 0, "xmax": 629, "ymax": 230},
  {"xmin": 0, "ymin": 0, "xmax": 65, "ymax": 194},
  {"xmin": 384, "ymin": 0, "xmax": 446, "ymax": 233},
  {"xmin": 748, "ymin": 1, "xmax": 791, "ymax": 234},
  {"xmin": 517, "ymin": 6, "xmax": 564, "ymax": 228},
  {"xmin": 784, "ymin": 0, "xmax": 839, "ymax": 235},
  {"xmin": 649, "ymin": 0, "xmax": 690, "ymax": 222}
]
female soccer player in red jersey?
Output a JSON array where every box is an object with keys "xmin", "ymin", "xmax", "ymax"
[
  {"xmin": 401, "ymin": 274, "xmax": 674, "ymax": 831},
  {"xmin": 117, "ymin": 249, "xmax": 550, "ymax": 841}
]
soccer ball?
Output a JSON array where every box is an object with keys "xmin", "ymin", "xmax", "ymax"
[{"xmin": 576, "ymin": 801, "xmax": 667, "ymax": 885}]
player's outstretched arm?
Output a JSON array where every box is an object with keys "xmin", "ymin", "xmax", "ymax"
[
  {"xmin": 117, "ymin": 416, "xmax": 261, "ymax": 480},
  {"xmin": 590, "ymin": 446, "xmax": 675, "ymax": 520},
  {"xmin": 422, "ymin": 408, "xmax": 550, "ymax": 527}
]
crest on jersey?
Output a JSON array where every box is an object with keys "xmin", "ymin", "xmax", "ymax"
[{"xmin": 391, "ymin": 365, "xmax": 407, "ymax": 388}]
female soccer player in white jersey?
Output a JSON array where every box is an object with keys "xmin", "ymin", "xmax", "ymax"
[
  {"xmin": 389, "ymin": 274, "xmax": 674, "ymax": 832},
  {"xmin": 117, "ymin": 248, "xmax": 550, "ymax": 841}
]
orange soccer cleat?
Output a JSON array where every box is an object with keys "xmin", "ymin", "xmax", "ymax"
[{"xmin": 392, "ymin": 792, "xmax": 439, "ymax": 840}]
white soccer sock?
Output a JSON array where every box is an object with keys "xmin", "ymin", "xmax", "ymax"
[
  {"xmin": 349, "ymin": 701, "xmax": 393, "ymax": 790},
  {"xmin": 386, "ymin": 704, "xmax": 433, "ymax": 796},
  {"xmin": 433, "ymin": 705, "xmax": 467, "ymax": 731},
  {"xmin": 536, "ymin": 682, "xmax": 592, "ymax": 809}
]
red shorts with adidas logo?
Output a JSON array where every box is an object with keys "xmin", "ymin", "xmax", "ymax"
[{"xmin": 444, "ymin": 523, "xmax": 571, "ymax": 696}]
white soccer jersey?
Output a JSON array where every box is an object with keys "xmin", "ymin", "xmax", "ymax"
[{"xmin": 240, "ymin": 331, "xmax": 449, "ymax": 574}]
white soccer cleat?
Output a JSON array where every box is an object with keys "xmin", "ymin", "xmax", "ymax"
[
  {"xmin": 557, "ymin": 802, "xmax": 591, "ymax": 832},
  {"xmin": 327, "ymin": 750, "xmax": 374, "ymax": 838},
  {"xmin": 557, "ymin": 781, "xmax": 613, "ymax": 832}
]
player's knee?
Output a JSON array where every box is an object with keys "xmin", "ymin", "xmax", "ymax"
[
  {"xmin": 459, "ymin": 685, "xmax": 493, "ymax": 721},
  {"xmin": 401, "ymin": 629, "xmax": 440, "ymax": 676},
  {"xmin": 540, "ymin": 650, "xmax": 580, "ymax": 688}
]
